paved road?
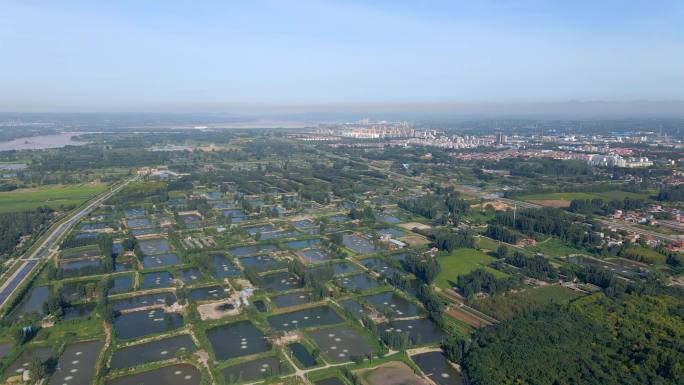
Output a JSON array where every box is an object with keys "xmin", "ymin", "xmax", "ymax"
[{"xmin": 0, "ymin": 177, "xmax": 136, "ymax": 313}]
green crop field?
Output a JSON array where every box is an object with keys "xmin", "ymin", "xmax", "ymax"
[
  {"xmin": 518, "ymin": 190, "xmax": 651, "ymax": 202},
  {"xmin": 0, "ymin": 184, "xmax": 107, "ymax": 213},
  {"xmin": 435, "ymin": 248, "xmax": 505, "ymax": 289}
]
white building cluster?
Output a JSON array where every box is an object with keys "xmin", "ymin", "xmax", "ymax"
[{"xmin": 588, "ymin": 154, "xmax": 653, "ymax": 168}]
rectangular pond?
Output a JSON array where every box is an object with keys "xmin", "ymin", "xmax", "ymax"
[
  {"xmin": 285, "ymin": 238, "xmax": 320, "ymax": 249},
  {"xmin": 112, "ymin": 293, "xmax": 176, "ymax": 311},
  {"xmin": 47, "ymin": 340, "xmax": 103, "ymax": 385},
  {"xmin": 239, "ymin": 254, "xmax": 286, "ymax": 273},
  {"xmin": 411, "ymin": 351, "xmax": 463, "ymax": 385},
  {"xmin": 106, "ymin": 364, "xmax": 201, "ymax": 385},
  {"xmin": 361, "ymin": 291, "xmax": 420, "ymax": 318},
  {"xmin": 289, "ymin": 343, "xmax": 317, "ymax": 368},
  {"xmin": 229, "ymin": 244, "xmax": 277, "ymax": 257},
  {"xmin": 141, "ymin": 253, "xmax": 180, "ymax": 268},
  {"xmin": 308, "ymin": 326, "xmax": 375, "ymax": 363},
  {"xmin": 267, "ymin": 306, "xmax": 343, "ymax": 331},
  {"xmin": 177, "ymin": 268, "xmax": 203, "ymax": 284},
  {"xmin": 206, "ymin": 321, "xmax": 270, "ymax": 361},
  {"xmin": 189, "ymin": 285, "xmax": 230, "ymax": 301},
  {"xmin": 378, "ymin": 318, "xmax": 446, "ymax": 346},
  {"xmin": 140, "ymin": 271, "xmax": 174, "ymax": 289},
  {"xmin": 113, "ymin": 310, "xmax": 184, "ymax": 341},
  {"xmin": 342, "ymin": 234, "xmax": 380, "ymax": 255},
  {"xmin": 221, "ymin": 356, "xmax": 284, "ymax": 383},
  {"xmin": 360, "ymin": 257, "xmax": 402, "ymax": 277},
  {"xmin": 138, "ymin": 239, "xmax": 170, "ymax": 255},
  {"xmin": 270, "ymin": 291, "xmax": 316, "ymax": 308},
  {"xmin": 110, "ymin": 334, "xmax": 196, "ymax": 369},
  {"xmin": 260, "ymin": 272, "xmax": 302, "ymax": 292},
  {"xmin": 336, "ymin": 274, "xmax": 379, "ymax": 291},
  {"xmin": 298, "ymin": 248, "xmax": 334, "ymax": 263},
  {"xmin": 210, "ymin": 254, "xmax": 241, "ymax": 279}
]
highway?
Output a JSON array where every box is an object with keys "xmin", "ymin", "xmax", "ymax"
[{"xmin": 0, "ymin": 176, "xmax": 136, "ymax": 314}]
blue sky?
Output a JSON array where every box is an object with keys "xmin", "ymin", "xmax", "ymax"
[{"xmin": 0, "ymin": 0, "xmax": 682, "ymax": 112}]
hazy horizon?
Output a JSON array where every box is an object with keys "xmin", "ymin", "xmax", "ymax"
[{"xmin": 2, "ymin": 1, "xmax": 683, "ymax": 114}]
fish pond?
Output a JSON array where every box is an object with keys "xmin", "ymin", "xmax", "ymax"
[
  {"xmin": 140, "ymin": 271, "xmax": 174, "ymax": 289},
  {"xmin": 267, "ymin": 306, "xmax": 343, "ymax": 331},
  {"xmin": 411, "ymin": 351, "xmax": 464, "ymax": 385},
  {"xmin": 221, "ymin": 356, "xmax": 285, "ymax": 383},
  {"xmin": 113, "ymin": 310, "xmax": 183, "ymax": 340},
  {"xmin": 110, "ymin": 334, "xmax": 196, "ymax": 369},
  {"xmin": 336, "ymin": 274, "xmax": 379, "ymax": 291},
  {"xmin": 308, "ymin": 326, "xmax": 375, "ymax": 363},
  {"xmin": 47, "ymin": 340, "xmax": 103, "ymax": 385},
  {"xmin": 106, "ymin": 364, "xmax": 201, "ymax": 385},
  {"xmin": 206, "ymin": 321, "xmax": 270, "ymax": 361},
  {"xmin": 378, "ymin": 318, "xmax": 446, "ymax": 346},
  {"xmin": 361, "ymin": 291, "xmax": 420, "ymax": 317}
]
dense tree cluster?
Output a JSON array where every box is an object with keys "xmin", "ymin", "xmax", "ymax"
[
  {"xmin": 484, "ymin": 224, "xmax": 520, "ymax": 244},
  {"xmin": 450, "ymin": 293, "xmax": 684, "ymax": 385},
  {"xmin": 429, "ymin": 229, "xmax": 475, "ymax": 252},
  {"xmin": 568, "ymin": 197, "xmax": 646, "ymax": 215},
  {"xmin": 504, "ymin": 252, "xmax": 558, "ymax": 280},
  {"xmin": 0, "ymin": 207, "xmax": 53, "ymax": 257},
  {"xmin": 657, "ymin": 184, "xmax": 684, "ymax": 202},
  {"xmin": 456, "ymin": 268, "xmax": 522, "ymax": 299},
  {"xmin": 401, "ymin": 255, "xmax": 441, "ymax": 284},
  {"xmin": 491, "ymin": 207, "xmax": 602, "ymax": 250}
]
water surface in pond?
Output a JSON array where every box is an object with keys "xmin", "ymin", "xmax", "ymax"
[
  {"xmin": 110, "ymin": 334, "xmax": 196, "ymax": 369},
  {"xmin": 411, "ymin": 351, "xmax": 464, "ymax": 385},
  {"xmin": 308, "ymin": 326, "xmax": 375, "ymax": 363},
  {"xmin": 229, "ymin": 244, "xmax": 277, "ymax": 257},
  {"xmin": 267, "ymin": 306, "xmax": 343, "ymax": 331},
  {"xmin": 285, "ymin": 239, "xmax": 320, "ymax": 249},
  {"xmin": 141, "ymin": 253, "xmax": 180, "ymax": 268},
  {"xmin": 109, "ymin": 275, "xmax": 133, "ymax": 294},
  {"xmin": 106, "ymin": 364, "xmax": 200, "ymax": 385},
  {"xmin": 361, "ymin": 291, "xmax": 420, "ymax": 317},
  {"xmin": 260, "ymin": 272, "xmax": 302, "ymax": 292},
  {"xmin": 221, "ymin": 356, "xmax": 283, "ymax": 384},
  {"xmin": 206, "ymin": 321, "xmax": 269, "ymax": 361},
  {"xmin": 271, "ymin": 291, "xmax": 315, "ymax": 308},
  {"xmin": 210, "ymin": 254, "xmax": 241, "ymax": 279},
  {"xmin": 189, "ymin": 285, "xmax": 229, "ymax": 301},
  {"xmin": 17, "ymin": 285, "xmax": 49, "ymax": 317},
  {"xmin": 47, "ymin": 340, "xmax": 103, "ymax": 385},
  {"xmin": 239, "ymin": 254, "xmax": 286, "ymax": 273},
  {"xmin": 378, "ymin": 318, "xmax": 446, "ymax": 345},
  {"xmin": 140, "ymin": 271, "xmax": 173, "ymax": 289},
  {"xmin": 289, "ymin": 343, "xmax": 317, "ymax": 368},
  {"xmin": 336, "ymin": 274, "xmax": 379, "ymax": 291},
  {"xmin": 111, "ymin": 293, "xmax": 176, "ymax": 311},
  {"xmin": 113, "ymin": 310, "xmax": 183, "ymax": 340}
]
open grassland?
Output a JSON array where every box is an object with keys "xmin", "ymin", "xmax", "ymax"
[
  {"xmin": 435, "ymin": 248, "xmax": 505, "ymax": 289},
  {"xmin": 0, "ymin": 184, "xmax": 107, "ymax": 213}
]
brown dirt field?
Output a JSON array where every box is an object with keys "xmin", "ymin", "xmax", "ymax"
[
  {"xmin": 398, "ymin": 222, "xmax": 432, "ymax": 231},
  {"xmin": 400, "ymin": 234, "xmax": 430, "ymax": 246},
  {"xmin": 358, "ymin": 361, "xmax": 428, "ymax": 385},
  {"xmin": 527, "ymin": 199, "xmax": 571, "ymax": 208},
  {"xmin": 446, "ymin": 307, "xmax": 489, "ymax": 328}
]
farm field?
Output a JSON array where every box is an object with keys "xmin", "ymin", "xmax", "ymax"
[
  {"xmin": 0, "ymin": 184, "xmax": 107, "ymax": 213},
  {"xmin": 434, "ymin": 248, "xmax": 505, "ymax": 289},
  {"xmin": 471, "ymin": 284, "xmax": 585, "ymax": 320},
  {"xmin": 518, "ymin": 190, "xmax": 651, "ymax": 207}
]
